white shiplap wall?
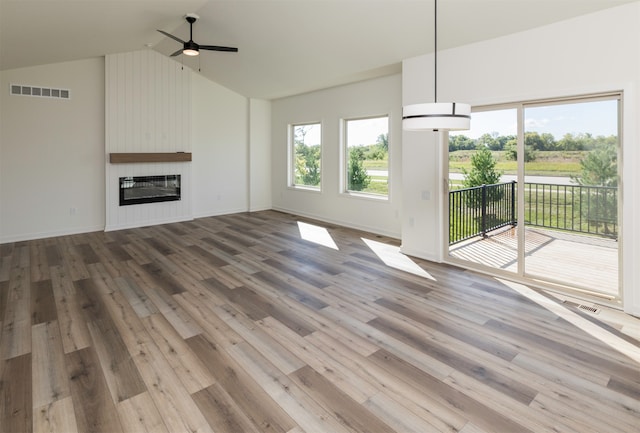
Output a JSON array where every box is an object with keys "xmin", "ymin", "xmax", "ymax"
[{"xmin": 105, "ymin": 50, "xmax": 192, "ymax": 230}]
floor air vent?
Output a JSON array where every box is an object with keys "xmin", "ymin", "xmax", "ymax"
[
  {"xmin": 10, "ymin": 84, "xmax": 70, "ymax": 100},
  {"xmin": 562, "ymin": 300, "xmax": 601, "ymax": 314},
  {"xmin": 578, "ymin": 304, "xmax": 600, "ymax": 314}
]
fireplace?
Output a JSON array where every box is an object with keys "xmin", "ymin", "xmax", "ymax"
[{"xmin": 119, "ymin": 175, "xmax": 181, "ymax": 206}]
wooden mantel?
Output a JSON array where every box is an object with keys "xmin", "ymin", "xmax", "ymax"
[{"xmin": 109, "ymin": 152, "xmax": 192, "ymax": 163}]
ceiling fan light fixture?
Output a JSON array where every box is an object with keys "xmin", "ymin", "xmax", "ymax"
[
  {"xmin": 403, "ymin": 0, "xmax": 470, "ymax": 132},
  {"xmin": 183, "ymin": 39, "xmax": 199, "ymax": 56}
]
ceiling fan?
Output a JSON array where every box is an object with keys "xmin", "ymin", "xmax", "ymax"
[{"xmin": 158, "ymin": 13, "xmax": 238, "ymax": 57}]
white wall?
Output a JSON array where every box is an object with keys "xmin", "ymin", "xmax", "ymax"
[
  {"xmin": 402, "ymin": 3, "xmax": 640, "ymax": 315},
  {"xmin": 0, "ymin": 58, "xmax": 105, "ymax": 242},
  {"xmin": 192, "ymin": 73, "xmax": 250, "ymax": 218},
  {"xmin": 249, "ymin": 98, "xmax": 272, "ymax": 212},
  {"xmin": 271, "ymin": 74, "xmax": 403, "ymax": 238}
]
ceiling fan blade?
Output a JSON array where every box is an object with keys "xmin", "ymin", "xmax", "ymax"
[
  {"xmin": 170, "ymin": 48, "xmax": 184, "ymax": 57},
  {"xmin": 199, "ymin": 45, "xmax": 238, "ymax": 53},
  {"xmin": 157, "ymin": 29, "xmax": 186, "ymax": 44}
]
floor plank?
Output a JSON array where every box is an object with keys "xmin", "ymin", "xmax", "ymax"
[
  {"xmin": 31, "ymin": 321, "xmax": 70, "ymax": 409},
  {"xmin": 33, "ymin": 396, "xmax": 78, "ymax": 433},
  {"xmin": 1, "ymin": 256, "xmax": 31, "ymax": 360},
  {"xmin": 31, "ymin": 280, "xmax": 57, "ymax": 325},
  {"xmin": 116, "ymin": 392, "xmax": 168, "ymax": 433},
  {"xmin": 65, "ymin": 347, "xmax": 124, "ymax": 433},
  {"xmin": 0, "ymin": 353, "xmax": 33, "ymax": 433}
]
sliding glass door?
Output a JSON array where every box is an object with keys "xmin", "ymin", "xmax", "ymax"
[
  {"xmin": 448, "ymin": 108, "xmax": 518, "ymax": 270},
  {"xmin": 521, "ymin": 97, "xmax": 619, "ymax": 298},
  {"xmin": 447, "ymin": 94, "xmax": 620, "ymax": 300}
]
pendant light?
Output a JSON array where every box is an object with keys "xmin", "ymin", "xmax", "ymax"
[{"xmin": 403, "ymin": 0, "xmax": 470, "ymax": 131}]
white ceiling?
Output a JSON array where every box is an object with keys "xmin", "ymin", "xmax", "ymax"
[{"xmin": 1, "ymin": 0, "xmax": 637, "ymax": 100}]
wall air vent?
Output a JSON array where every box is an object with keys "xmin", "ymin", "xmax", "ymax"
[{"xmin": 10, "ymin": 83, "xmax": 70, "ymax": 100}]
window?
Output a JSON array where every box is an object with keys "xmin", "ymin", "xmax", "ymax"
[
  {"xmin": 290, "ymin": 123, "xmax": 322, "ymax": 189},
  {"xmin": 343, "ymin": 116, "xmax": 389, "ymax": 197}
]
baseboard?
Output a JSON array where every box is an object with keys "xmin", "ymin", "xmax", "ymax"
[
  {"xmin": 104, "ymin": 216, "xmax": 194, "ymax": 232},
  {"xmin": 271, "ymin": 205, "xmax": 401, "ymax": 240},
  {"xmin": 193, "ymin": 206, "xmax": 249, "ymax": 220},
  {"xmin": 0, "ymin": 224, "xmax": 105, "ymax": 244},
  {"xmin": 399, "ymin": 245, "xmax": 441, "ymax": 263}
]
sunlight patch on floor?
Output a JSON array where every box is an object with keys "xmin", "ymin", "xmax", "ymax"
[
  {"xmin": 498, "ymin": 278, "xmax": 640, "ymax": 365},
  {"xmin": 362, "ymin": 238, "xmax": 436, "ymax": 281},
  {"xmin": 297, "ymin": 221, "xmax": 339, "ymax": 250}
]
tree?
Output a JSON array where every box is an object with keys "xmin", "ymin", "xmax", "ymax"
[
  {"xmin": 494, "ymin": 134, "xmax": 516, "ymax": 151},
  {"xmin": 462, "ymin": 146, "xmax": 502, "ymax": 188},
  {"xmin": 475, "ymin": 131, "xmax": 510, "ymax": 151},
  {"xmin": 476, "ymin": 133, "xmax": 499, "ymax": 151},
  {"xmin": 376, "ymin": 133, "xmax": 388, "ymax": 151},
  {"xmin": 294, "ymin": 125, "xmax": 312, "ymax": 146},
  {"xmin": 504, "ymin": 140, "xmax": 537, "ymax": 162},
  {"xmin": 573, "ymin": 142, "xmax": 617, "ymax": 187},
  {"xmin": 557, "ymin": 132, "xmax": 596, "ymax": 151},
  {"xmin": 524, "ymin": 131, "xmax": 543, "ymax": 150},
  {"xmin": 462, "ymin": 146, "xmax": 503, "ymax": 208},
  {"xmin": 347, "ymin": 147, "xmax": 370, "ymax": 191},
  {"xmin": 572, "ymin": 142, "xmax": 618, "ymax": 236},
  {"xmin": 539, "ymin": 132, "xmax": 557, "ymax": 150},
  {"xmin": 293, "ymin": 125, "xmax": 321, "ymax": 186},
  {"xmin": 525, "ymin": 131, "xmax": 556, "ymax": 151},
  {"xmin": 295, "ymin": 143, "xmax": 321, "ymax": 186},
  {"xmin": 448, "ymin": 134, "xmax": 475, "ymax": 151}
]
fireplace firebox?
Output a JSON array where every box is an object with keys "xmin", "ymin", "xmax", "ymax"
[{"xmin": 119, "ymin": 175, "xmax": 181, "ymax": 206}]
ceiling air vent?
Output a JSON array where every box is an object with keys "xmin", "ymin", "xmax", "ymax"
[{"xmin": 10, "ymin": 83, "xmax": 70, "ymax": 100}]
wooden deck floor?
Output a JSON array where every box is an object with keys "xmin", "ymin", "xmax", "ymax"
[
  {"xmin": 1, "ymin": 210, "xmax": 638, "ymax": 433},
  {"xmin": 449, "ymin": 227, "xmax": 619, "ymax": 298}
]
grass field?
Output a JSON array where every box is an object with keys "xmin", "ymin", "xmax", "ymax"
[
  {"xmin": 449, "ymin": 150, "xmax": 584, "ymax": 176},
  {"xmin": 353, "ymin": 150, "xmax": 586, "ymax": 196},
  {"xmin": 360, "ymin": 159, "xmax": 389, "ymax": 195},
  {"xmin": 363, "ymin": 159, "xmax": 388, "ymax": 170}
]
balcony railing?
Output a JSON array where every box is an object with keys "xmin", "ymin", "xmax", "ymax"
[
  {"xmin": 524, "ymin": 182, "xmax": 617, "ymax": 238},
  {"xmin": 449, "ymin": 182, "xmax": 516, "ymax": 245},
  {"xmin": 449, "ymin": 181, "xmax": 618, "ymax": 245}
]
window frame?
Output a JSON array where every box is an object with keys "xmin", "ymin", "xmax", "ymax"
[{"xmin": 340, "ymin": 114, "xmax": 390, "ymax": 200}]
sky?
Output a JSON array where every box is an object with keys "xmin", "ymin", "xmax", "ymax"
[
  {"xmin": 298, "ymin": 99, "xmax": 618, "ymax": 146},
  {"xmin": 346, "ymin": 116, "xmax": 388, "ymax": 147},
  {"xmin": 451, "ymin": 99, "xmax": 618, "ymax": 140},
  {"xmin": 295, "ymin": 116, "xmax": 388, "ymax": 147}
]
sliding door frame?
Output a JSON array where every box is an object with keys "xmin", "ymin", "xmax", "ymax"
[{"xmin": 443, "ymin": 92, "xmax": 623, "ymax": 304}]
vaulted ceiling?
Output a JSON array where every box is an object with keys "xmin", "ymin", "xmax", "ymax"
[{"xmin": 1, "ymin": 0, "xmax": 636, "ymax": 100}]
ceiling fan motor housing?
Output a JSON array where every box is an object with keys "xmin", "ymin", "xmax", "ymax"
[{"xmin": 183, "ymin": 40, "xmax": 199, "ymax": 56}]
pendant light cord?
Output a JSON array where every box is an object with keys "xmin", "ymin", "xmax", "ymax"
[{"xmin": 434, "ymin": 0, "xmax": 438, "ymax": 103}]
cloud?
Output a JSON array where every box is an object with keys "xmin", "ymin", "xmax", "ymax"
[{"xmin": 524, "ymin": 117, "xmax": 550, "ymax": 130}]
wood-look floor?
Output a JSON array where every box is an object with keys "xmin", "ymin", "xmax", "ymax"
[{"xmin": 1, "ymin": 210, "xmax": 639, "ymax": 433}]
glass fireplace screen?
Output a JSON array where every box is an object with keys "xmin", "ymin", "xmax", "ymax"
[{"xmin": 119, "ymin": 175, "xmax": 181, "ymax": 206}]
